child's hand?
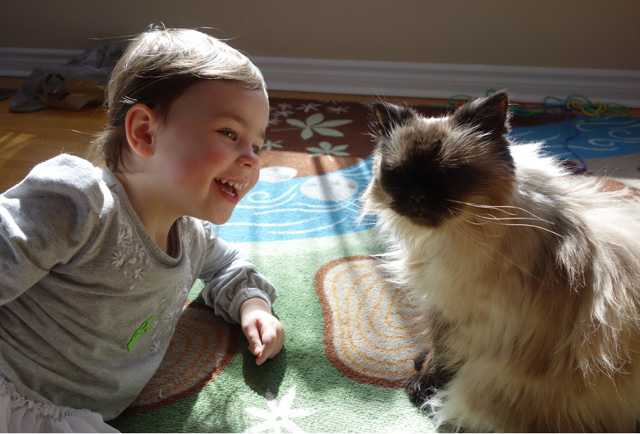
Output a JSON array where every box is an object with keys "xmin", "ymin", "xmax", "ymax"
[{"xmin": 239, "ymin": 298, "xmax": 285, "ymax": 365}]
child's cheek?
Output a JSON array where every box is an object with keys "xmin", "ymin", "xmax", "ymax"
[{"xmin": 172, "ymin": 154, "xmax": 214, "ymax": 188}]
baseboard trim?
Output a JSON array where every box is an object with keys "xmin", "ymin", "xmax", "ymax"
[
  {"xmin": 1, "ymin": 48, "xmax": 638, "ymax": 106},
  {"xmin": 0, "ymin": 47, "xmax": 81, "ymax": 78},
  {"xmin": 255, "ymin": 57, "xmax": 640, "ymax": 107}
]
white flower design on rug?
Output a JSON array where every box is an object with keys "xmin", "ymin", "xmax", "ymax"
[{"xmin": 245, "ymin": 386, "xmax": 316, "ymax": 433}]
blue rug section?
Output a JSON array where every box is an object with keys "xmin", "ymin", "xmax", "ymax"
[
  {"xmin": 217, "ymin": 116, "xmax": 640, "ymax": 243},
  {"xmin": 216, "ymin": 159, "xmax": 375, "ymax": 242},
  {"xmin": 512, "ymin": 115, "xmax": 640, "ymax": 160}
]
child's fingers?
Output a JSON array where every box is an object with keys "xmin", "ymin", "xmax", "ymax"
[
  {"xmin": 255, "ymin": 325, "xmax": 284, "ymax": 365},
  {"xmin": 255, "ymin": 349, "xmax": 268, "ymax": 366},
  {"xmin": 249, "ymin": 340, "xmax": 263, "ymax": 357},
  {"xmin": 243, "ymin": 324, "xmax": 264, "ymax": 356},
  {"xmin": 253, "ymin": 328, "xmax": 273, "ymax": 366},
  {"xmin": 260, "ymin": 327, "xmax": 279, "ymax": 351},
  {"xmin": 239, "ymin": 305, "xmax": 285, "ymax": 365}
]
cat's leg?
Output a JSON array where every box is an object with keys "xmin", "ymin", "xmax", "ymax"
[
  {"xmin": 406, "ymin": 346, "xmax": 455, "ymax": 405},
  {"xmin": 406, "ymin": 314, "xmax": 456, "ymax": 406}
]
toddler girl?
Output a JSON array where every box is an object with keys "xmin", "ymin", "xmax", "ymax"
[{"xmin": 0, "ymin": 26, "xmax": 284, "ymax": 432}]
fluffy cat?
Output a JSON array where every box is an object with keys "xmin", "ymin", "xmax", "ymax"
[{"xmin": 361, "ymin": 90, "xmax": 640, "ymax": 432}]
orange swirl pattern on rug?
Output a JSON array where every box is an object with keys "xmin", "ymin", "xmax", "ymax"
[
  {"xmin": 314, "ymin": 256, "xmax": 430, "ymax": 388},
  {"xmin": 125, "ymin": 302, "xmax": 238, "ymax": 414}
]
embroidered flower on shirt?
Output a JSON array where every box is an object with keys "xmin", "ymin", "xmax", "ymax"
[
  {"xmin": 111, "ymin": 250, "xmax": 128, "ymax": 267},
  {"xmin": 111, "ymin": 222, "xmax": 150, "ymax": 289},
  {"xmin": 117, "ymin": 226, "xmax": 133, "ymax": 248},
  {"xmin": 133, "ymin": 267, "xmax": 144, "ymax": 280},
  {"xmin": 149, "ymin": 281, "xmax": 192, "ymax": 354}
]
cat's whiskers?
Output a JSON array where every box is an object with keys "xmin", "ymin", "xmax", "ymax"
[
  {"xmin": 354, "ymin": 214, "xmax": 379, "ymax": 228},
  {"xmin": 459, "ymin": 217, "xmax": 504, "ymax": 237},
  {"xmin": 448, "ymin": 211, "xmax": 550, "ymax": 287},
  {"xmin": 448, "ymin": 201, "xmax": 563, "ymax": 238},
  {"xmin": 468, "ymin": 213, "xmax": 563, "ymax": 237},
  {"xmin": 487, "ymin": 222, "xmax": 563, "ymax": 237},
  {"xmin": 442, "ymin": 208, "xmax": 517, "ymax": 271},
  {"xmin": 337, "ymin": 197, "xmax": 365, "ymax": 215},
  {"xmin": 450, "ymin": 205, "xmax": 542, "ymax": 229},
  {"xmin": 449, "ymin": 199, "xmax": 555, "ymax": 224},
  {"xmin": 348, "ymin": 199, "xmax": 381, "ymax": 228}
]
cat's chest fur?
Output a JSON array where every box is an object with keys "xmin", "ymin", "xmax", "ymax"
[{"xmin": 383, "ymin": 208, "xmax": 529, "ymax": 337}]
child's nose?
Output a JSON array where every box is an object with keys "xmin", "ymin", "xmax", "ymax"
[{"xmin": 237, "ymin": 145, "xmax": 259, "ymax": 170}]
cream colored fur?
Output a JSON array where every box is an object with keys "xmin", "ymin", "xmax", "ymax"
[{"xmin": 363, "ymin": 114, "xmax": 640, "ymax": 431}]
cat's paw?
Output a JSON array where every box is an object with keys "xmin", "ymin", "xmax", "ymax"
[
  {"xmin": 407, "ymin": 348, "xmax": 455, "ymax": 407},
  {"xmin": 406, "ymin": 372, "xmax": 437, "ymax": 406}
]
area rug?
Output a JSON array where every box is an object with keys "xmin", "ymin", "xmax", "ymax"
[{"xmin": 110, "ymin": 95, "xmax": 640, "ymax": 433}]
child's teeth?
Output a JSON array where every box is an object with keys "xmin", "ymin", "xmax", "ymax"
[{"xmin": 217, "ymin": 178, "xmax": 246, "ymax": 192}]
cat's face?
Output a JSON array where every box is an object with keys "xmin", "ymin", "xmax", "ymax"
[{"xmin": 364, "ymin": 91, "xmax": 516, "ymax": 228}]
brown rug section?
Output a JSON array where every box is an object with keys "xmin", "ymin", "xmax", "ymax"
[
  {"xmin": 579, "ymin": 155, "xmax": 640, "ymax": 182},
  {"xmin": 124, "ymin": 302, "xmax": 238, "ymax": 414},
  {"xmin": 262, "ymin": 99, "xmax": 373, "ymax": 178},
  {"xmin": 593, "ymin": 177, "xmax": 640, "ymax": 198},
  {"xmin": 261, "ymin": 98, "xmax": 586, "ymax": 180},
  {"xmin": 314, "ymin": 255, "xmax": 430, "ymax": 388}
]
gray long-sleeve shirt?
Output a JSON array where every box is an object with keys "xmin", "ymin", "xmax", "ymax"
[{"xmin": 0, "ymin": 154, "xmax": 277, "ymax": 420}]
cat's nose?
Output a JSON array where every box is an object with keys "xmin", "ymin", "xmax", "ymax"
[{"xmin": 410, "ymin": 195, "xmax": 426, "ymax": 206}]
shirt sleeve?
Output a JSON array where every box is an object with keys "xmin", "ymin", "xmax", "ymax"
[
  {"xmin": 0, "ymin": 155, "xmax": 106, "ymax": 305},
  {"xmin": 198, "ymin": 224, "xmax": 278, "ymax": 324}
]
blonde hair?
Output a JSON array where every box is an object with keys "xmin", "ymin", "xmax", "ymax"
[{"xmin": 89, "ymin": 26, "xmax": 266, "ymax": 171}]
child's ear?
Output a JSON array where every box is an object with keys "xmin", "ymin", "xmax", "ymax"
[{"xmin": 125, "ymin": 104, "xmax": 157, "ymax": 157}]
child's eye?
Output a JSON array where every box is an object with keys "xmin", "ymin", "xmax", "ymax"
[
  {"xmin": 253, "ymin": 145, "xmax": 263, "ymax": 156},
  {"xmin": 220, "ymin": 130, "xmax": 237, "ymax": 140}
]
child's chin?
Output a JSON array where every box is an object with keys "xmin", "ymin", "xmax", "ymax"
[
  {"xmin": 205, "ymin": 218, "xmax": 225, "ymax": 226},
  {"xmin": 207, "ymin": 213, "xmax": 233, "ymax": 226}
]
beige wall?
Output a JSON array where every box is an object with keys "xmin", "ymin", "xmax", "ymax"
[{"xmin": 2, "ymin": 0, "xmax": 639, "ymax": 70}]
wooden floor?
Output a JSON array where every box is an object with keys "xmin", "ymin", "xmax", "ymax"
[
  {"xmin": 0, "ymin": 78, "xmax": 105, "ymax": 192},
  {"xmin": 1, "ymin": 76, "xmax": 638, "ymax": 193}
]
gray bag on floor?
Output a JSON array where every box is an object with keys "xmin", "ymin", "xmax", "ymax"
[{"xmin": 9, "ymin": 44, "xmax": 123, "ymax": 113}]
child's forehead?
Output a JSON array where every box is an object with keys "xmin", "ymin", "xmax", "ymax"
[
  {"xmin": 166, "ymin": 80, "xmax": 269, "ymax": 126},
  {"xmin": 183, "ymin": 80, "xmax": 266, "ymax": 104}
]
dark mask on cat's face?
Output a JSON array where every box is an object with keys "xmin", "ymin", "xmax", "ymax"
[{"xmin": 366, "ymin": 91, "xmax": 516, "ymax": 228}]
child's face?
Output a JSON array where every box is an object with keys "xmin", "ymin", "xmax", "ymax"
[{"xmin": 149, "ymin": 80, "xmax": 269, "ymax": 225}]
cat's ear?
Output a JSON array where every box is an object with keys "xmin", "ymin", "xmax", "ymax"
[
  {"xmin": 452, "ymin": 90, "xmax": 511, "ymax": 137},
  {"xmin": 369, "ymin": 102, "xmax": 415, "ymax": 137}
]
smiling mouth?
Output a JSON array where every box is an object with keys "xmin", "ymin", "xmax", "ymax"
[{"xmin": 215, "ymin": 178, "xmax": 248, "ymax": 198}]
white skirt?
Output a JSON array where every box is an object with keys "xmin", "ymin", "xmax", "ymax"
[{"xmin": 0, "ymin": 377, "xmax": 119, "ymax": 433}]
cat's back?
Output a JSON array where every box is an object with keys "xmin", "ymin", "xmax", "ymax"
[{"xmin": 512, "ymin": 142, "xmax": 640, "ymax": 246}]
